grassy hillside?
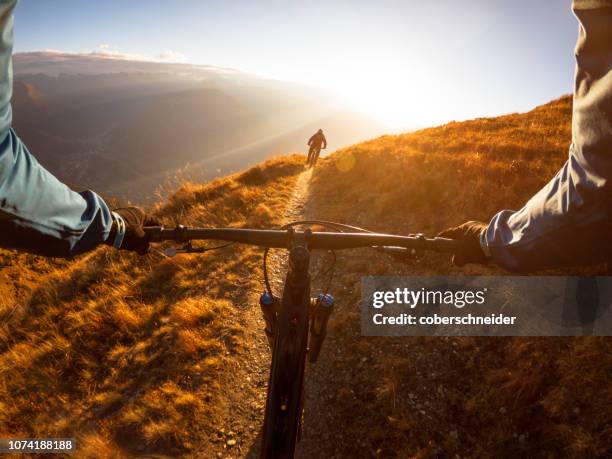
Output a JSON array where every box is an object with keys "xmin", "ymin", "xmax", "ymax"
[
  {"xmin": 0, "ymin": 156, "xmax": 303, "ymax": 457},
  {"xmin": 301, "ymin": 95, "xmax": 612, "ymax": 458}
]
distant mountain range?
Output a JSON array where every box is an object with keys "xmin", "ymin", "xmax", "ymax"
[{"xmin": 12, "ymin": 52, "xmax": 386, "ymax": 202}]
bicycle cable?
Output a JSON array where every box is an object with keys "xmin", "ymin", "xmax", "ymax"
[
  {"xmin": 196, "ymin": 242, "xmax": 236, "ymax": 252},
  {"xmin": 263, "ymin": 220, "xmax": 353, "ymax": 297}
]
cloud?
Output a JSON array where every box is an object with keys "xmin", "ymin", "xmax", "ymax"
[
  {"xmin": 89, "ymin": 43, "xmax": 149, "ymax": 61},
  {"xmin": 90, "ymin": 49, "xmax": 150, "ymax": 61},
  {"xmin": 157, "ymin": 50, "xmax": 189, "ymax": 63},
  {"xmin": 84, "ymin": 45, "xmax": 189, "ymax": 63},
  {"xmin": 13, "ymin": 49, "xmax": 218, "ymax": 79}
]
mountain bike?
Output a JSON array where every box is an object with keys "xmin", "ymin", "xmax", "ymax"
[
  {"xmin": 144, "ymin": 221, "xmax": 459, "ymax": 458},
  {"xmin": 306, "ymin": 146, "xmax": 325, "ymax": 168}
]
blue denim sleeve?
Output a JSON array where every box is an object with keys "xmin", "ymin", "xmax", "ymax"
[
  {"xmin": 0, "ymin": 0, "xmax": 113, "ymax": 257},
  {"xmin": 484, "ymin": 1, "xmax": 612, "ymax": 271}
]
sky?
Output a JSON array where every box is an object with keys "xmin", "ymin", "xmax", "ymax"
[{"xmin": 14, "ymin": 0, "xmax": 578, "ymax": 130}]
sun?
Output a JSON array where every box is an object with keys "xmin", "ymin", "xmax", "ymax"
[{"xmin": 316, "ymin": 64, "xmax": 434, "ymax": 131}]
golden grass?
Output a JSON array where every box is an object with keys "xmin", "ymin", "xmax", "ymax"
[{"xmin": 0, "ymin": 154, "xmax": 304, "ymax": 457}]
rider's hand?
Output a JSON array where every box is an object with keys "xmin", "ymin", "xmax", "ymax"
[
  {"xmin": 437, "ymin": 221, "xmax": 489, "ymax": 267},
  {"xmin": 105, "ymin": 207, "xmax": 159, "ymax": 255}
]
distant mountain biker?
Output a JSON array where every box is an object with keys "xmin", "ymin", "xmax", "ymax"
[
  {"xmin": 0, "ymin": 0, "xmax": 155, "ymax": 256},
  {"xmin": 439, "ymin": 0, "xmax": 612, "ymax": 272},
  {"xmin": 307, "ymin": 129, "xmax": 327, "ymax": 166}
]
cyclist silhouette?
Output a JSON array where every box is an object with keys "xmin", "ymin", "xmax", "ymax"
[{"xmin": 307, "ymin": 129, "xmax": 327, "ymax": 167}]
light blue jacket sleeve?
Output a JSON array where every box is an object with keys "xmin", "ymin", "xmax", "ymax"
[
  {"xmin": 484, "ymin": 0, "xmax": 612, "ymax": 271},
  {"xmin": 0, "ymin": 0, "xmax": 113, "ymax": 257}
]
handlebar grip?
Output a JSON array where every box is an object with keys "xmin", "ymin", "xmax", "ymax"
[
  {"xmin": 143, "ymin": 226, "xmax": 164, "ymax": 241},
  {"xmin": 422, "ymin": 237, "xmax": 464, "ymax": 253}
]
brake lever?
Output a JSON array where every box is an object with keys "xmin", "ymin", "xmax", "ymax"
[
  {"xmin": 376, "ymin": 246, "xmax": 423, "ymax": 263},
  {"xmin": 164, "ymin": 241, "xmax": 205, "ymax": 257},
  {"xmin": 375, "ymin": 233, "xmax": 426, "ymax": 262}
]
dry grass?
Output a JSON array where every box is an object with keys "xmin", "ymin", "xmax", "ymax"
[
  {"xmin": 302, "ymin": 95, "xmax": 612, "ymax": 457},
  {"xmin": 0, "ymin": 155, "xmax": 304, "ymax": 457}
]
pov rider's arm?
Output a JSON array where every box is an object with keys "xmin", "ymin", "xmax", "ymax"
[
  {"xmin": 0, "ymin": 0, "xmax": 114, "ymax": 257},
  {"xmin": 483, "ymin": 0, "xmax": 612, "ymax": 271}
]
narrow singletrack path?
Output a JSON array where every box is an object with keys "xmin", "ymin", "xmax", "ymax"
[{"xmin": 267, "ymin": 167, "xmax": 313, "ymax": 293}]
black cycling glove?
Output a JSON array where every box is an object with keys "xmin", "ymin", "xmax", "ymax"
[
  {"xmin": 105, "ymin": 207, "xmax": 159, "ymax": 255},
  {"xmin": 437, "ymin": 221, "xmax": 490, "ymax": 267}
]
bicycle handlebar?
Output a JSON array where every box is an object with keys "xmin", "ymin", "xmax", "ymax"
[{"xmin": 144, "ymin": 226, "xmax": 461, "ymax": 253}]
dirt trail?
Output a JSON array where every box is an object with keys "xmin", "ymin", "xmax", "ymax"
[{"xmin": 266, "ymin": 167, "xmax": 313, "ymax": 292}]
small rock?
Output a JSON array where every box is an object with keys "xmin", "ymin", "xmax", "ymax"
[{"xmin": 227, "ymin": 439, "xmax": 237, "ymax": 447}]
